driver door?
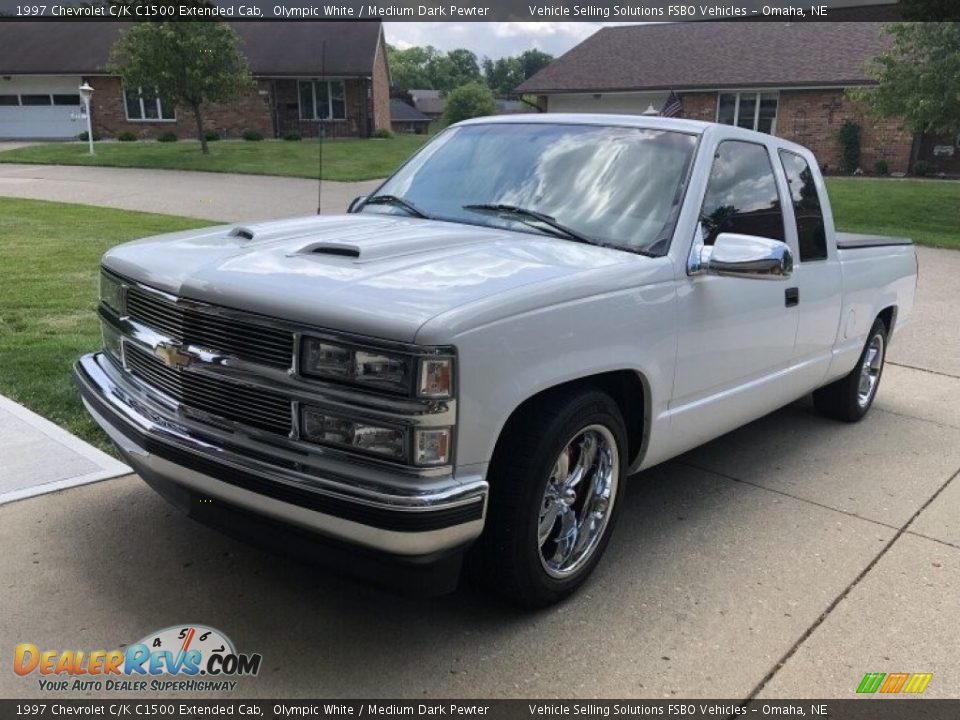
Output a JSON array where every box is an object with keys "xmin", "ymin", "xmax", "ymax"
[{"xmin": 670, "ymin": 139, "xmax": 801, "ymax": 446}]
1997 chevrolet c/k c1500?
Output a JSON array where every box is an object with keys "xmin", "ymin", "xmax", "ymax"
[{"xmin": 75, "ymin": 115, "xmax": 918, "ymax": 606}]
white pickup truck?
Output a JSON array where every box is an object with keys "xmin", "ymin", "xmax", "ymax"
[{"xmin": 76, "ymin": 115, "xmax": 917, "ymax": 607}]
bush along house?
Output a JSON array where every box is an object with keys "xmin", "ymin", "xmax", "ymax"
[
  {"xmin": 516, "ymin": 22, "xmax": 959, "ymax": 176},
  {"xmin": 0, "ymin": 21, "xmax": 391, "ymax": 141}
]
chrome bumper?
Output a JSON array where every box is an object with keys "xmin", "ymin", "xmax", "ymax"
[{"xmin": 74, "ymin": 353, "xmax": 487, "ymax": 557}]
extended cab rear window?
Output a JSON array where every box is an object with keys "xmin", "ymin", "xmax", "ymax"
[{"xmin": 779, "ymin": 150, "xmax": 828, "ymax": 261}]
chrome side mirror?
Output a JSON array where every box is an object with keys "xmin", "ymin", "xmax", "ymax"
[
  {"xmin": 347, "ymin": 196, "xmax": 367, "ymax": 214},
  {"xmin": 688, "ymin": 231, "xmax": 792, "ymax": 280}
]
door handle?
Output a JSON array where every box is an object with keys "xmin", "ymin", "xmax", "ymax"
[{"xmin": 785, "ymin": 287, "xmax": 799, "ymax": 307}]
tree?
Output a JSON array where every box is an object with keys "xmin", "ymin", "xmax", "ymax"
[
  {"xmin": 856, "ymin": 22, "xmax": 960, "ymax": 136},
  {"xmin": 109, "ymin": 22, "xmax": 252, "ymax": 154},
  {"xmin": 443, "ymin": 82, "xmax": 497, "ymax": 125},
  {"xmin": 387, "ymin": 45, "xmax": 482, "ymax": 94},
  {"xmin": 483, "ymin": 50, "xmax": 554, "ymax": 96}
]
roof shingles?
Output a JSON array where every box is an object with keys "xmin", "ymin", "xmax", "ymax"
[
  {"xmin": 0, "ymin": 21, "xmax": 383, "ymax": 76},
  {"xmin": 516, "ymin": 22, "xmax": 890, "ymax": 94}
]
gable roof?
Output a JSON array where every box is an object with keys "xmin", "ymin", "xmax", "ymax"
[
  {"xmin": 390, "ymin": 99, "xmax": 431, "ymax": 123},
  {"xmin": 0, "ymin": 21, "xmax": 384, "ymax": 76},
  {"xmin": 516, "ymin": 22, "xmax": 891, "ymax": 94}
]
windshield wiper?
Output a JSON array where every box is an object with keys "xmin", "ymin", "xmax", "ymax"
[
  {"xmin": 364, "ymin": 194, "xmax": 432, "ymax": 219},
  {"xmin": 462, "ymin": 203, "xmax": 601, "ymax": 247}
]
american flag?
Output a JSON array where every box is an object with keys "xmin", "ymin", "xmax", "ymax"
[{"xmin": 660, "ymin": 91, "xmax": 682, "ymax": 118}]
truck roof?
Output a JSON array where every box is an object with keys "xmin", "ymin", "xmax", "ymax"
[{"xmin": 456, "ymin": 113, "xmax": 713, "ymax": 134}]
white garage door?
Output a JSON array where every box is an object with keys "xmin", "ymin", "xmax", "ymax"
[{"xmin": 0, "ymin": 76, "xmax": 86, "ymax": 139}]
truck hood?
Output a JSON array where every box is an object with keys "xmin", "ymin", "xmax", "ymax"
[{"xmin": 103, "ymin": 214, "xmax": 636, "ymax": 343}]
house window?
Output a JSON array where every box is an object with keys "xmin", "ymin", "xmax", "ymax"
[
  {"xmin": 52, "ymin": 94, "xmax": 81, "ymax": 106},
  {"xmin": 20, "ymin": 94, "xmax": 53, "ymax": 106},
  {"xmin": 717, "ymin": 92, "xmax": 778, "ymax": 134},
  {"xmin": 298, "ymin": 80, "xmax": 346, "ymax": 121},
  {"xmin": 124, "ymin": 86, "xmax": 175, "ymax": 121},
  {"xmin": 0, "ymin": 95, "xmax": 19, "ymax": 106}
]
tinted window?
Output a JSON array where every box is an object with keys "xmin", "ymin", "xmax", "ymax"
[
  {"xmin": 699, "ymin": 141, "xmax": 785, "ymax": 245},
  {"xmin": 52, "ymin": 94, "xmax": 80, "ymax": 106},
  {"xmin": 0, "ymin": 95, "xmax": 18, "ymax": 106},
  {"xmin": 780, "ymin": 150, "xmax": 827, "ymax": 261}
]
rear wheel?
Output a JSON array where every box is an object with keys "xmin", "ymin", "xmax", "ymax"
[
  {"xmin": 813, "ymin": 317, "xmax": 888, "ymax": 422},
  {"xmin": 468, "ymin": 389, "xmax": 627, "ymax": 608}
]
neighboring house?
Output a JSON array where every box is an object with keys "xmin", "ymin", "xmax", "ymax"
[
  {"xmin": 408, "ymin": 89, "xmax": 445, "ymax": 119},
  {"xmin": 517, "ymin": 22, "xmax": 956, "ymax": 175},
  {"xmin": 495, "ymin": 99, "xmax": 527, "ymax": 115},
  {"xmin": 390, "ymin": 99, "xmax": 432, "ymax": 134},
  {"xmin": 0, "ymin": 21, "xmax": 391, "ymax": 140}
]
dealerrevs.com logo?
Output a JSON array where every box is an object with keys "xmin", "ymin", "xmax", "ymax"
[{"xmin": 14, "ymin": 624, "xmax": 262, "ymax": 693}]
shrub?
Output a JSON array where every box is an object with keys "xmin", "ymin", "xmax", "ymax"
[
  {"xmin": 372, "ymin": 128, "xmax": 393, "ymax": 139},
  {"xmin": 204, "ymin": 129, "xmax": 221, "ymax": 142},
  {"xmin": 442, "ymin": 82, "xmax": 497, "ymax": 125},
  {"xmin": 156, "ymin": 131, "xmax": 178, "ymax": 143},
  {"xmin": 242, "ymin": 129, "xmax": 264, "ymax": 141},
  {"xmin": 912, "ymin": 160, "xmax": 930, "ymax": 177},
  {"xmin": 873, "ymin": 160, "xmax": 889, "ymax": 176},
  {"xmin": 837, "ymin": 120, "xmax": 861, "ymax": 174},
  {"xmin": 283, "ymin": 131, "xmax": 302, "ymax": 141},
  {"xmin": 117, "ymin": 131, "xmax": 137, "ymax": 142},
  {"xmin": 77, "ymin": 130, "xmax": 101, "ymax": 141}
]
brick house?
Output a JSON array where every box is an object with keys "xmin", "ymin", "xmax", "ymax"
[
  {"xmin": 0, "ymin": 21, "xmax": 391, "ymax": 141},
  {"xmin": 516, "ymin": 22, "xmax": 958, "ymax": 175}
]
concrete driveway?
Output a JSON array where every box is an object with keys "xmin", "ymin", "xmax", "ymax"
[
  {"xmin": 0, "ymin": 163, "xmax": 381, "ymax": 220},
  {"xmin": 0, "ymin": 167, "xmax": 956, "ymax": 699}
]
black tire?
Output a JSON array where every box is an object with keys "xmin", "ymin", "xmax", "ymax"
[
  {"xmin": 813, "ymin": 317, "xmax": 888, "ymax": 422},
  {"xmin": 467, "ymin": 388, "xmax": 628, "ymax": 608}
]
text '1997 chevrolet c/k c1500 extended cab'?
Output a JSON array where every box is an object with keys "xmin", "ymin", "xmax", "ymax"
[{"xmin": 75, "ymin": 115, "xmax": 918, "ymax": 607}]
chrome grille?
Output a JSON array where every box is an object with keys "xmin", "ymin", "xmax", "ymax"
[
  {"xmin": 125, "ymin": 288, "xmax": 294, "ymax": 369},
  {"xmin": 124, "ymin": 343, "xmax": 292, "ymax": 435}
]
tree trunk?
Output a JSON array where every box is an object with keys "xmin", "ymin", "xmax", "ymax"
[{"xmin": 192, "ymin": 104, "xmax": 208, "ymax": 155}]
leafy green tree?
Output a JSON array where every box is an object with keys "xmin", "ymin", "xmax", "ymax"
[
  {"xmin": 856, "ymin": 22, "xmax": 960, "ymax": 136},
  {"xmin": 517, "ymin": 49, "xmax": 554, "ymax": 82},
  {"xmin": 387, "ymin": 45, "xmax": 481, "ymax": 94},
  {"xmin": 109, "ymin": 22, "xmax": 252, "ymax": 154},
  {"xmin": 443, "ymin": 82, "xmax": 497, "ymax": 125}
]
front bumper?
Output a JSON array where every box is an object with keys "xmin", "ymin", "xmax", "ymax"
[{"xmin": 74, "ymin": 353, "xmax": 487, "ymax": 558}]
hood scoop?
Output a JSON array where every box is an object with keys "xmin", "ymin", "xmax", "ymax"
[
  {"xmin": 305, "ymin": 242, "xmax": 361, "ymax": 258},
  {"xmin": 229, "ymin": 226, "xmax": 255, "ymax": 240}
]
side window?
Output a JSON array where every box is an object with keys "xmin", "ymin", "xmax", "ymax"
[
  {"xmin": 699, "ymin": 140, "xmax": 785, "ymax": 246},
  {"xmin": 779, "ymin": 150, "xmax": 827, "ymax": 261}
]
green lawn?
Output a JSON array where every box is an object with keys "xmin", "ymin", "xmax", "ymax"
[
  {"xmin": 0, "ymin": 136, "xmax": 430, "ymax": 182},
  {"xmin": 826, "ymin": 177, "xmax": 959, "ymax": 249},
  {"xmin": 0, "ymin": 198, "xmax": 212, "ymax": 453}
]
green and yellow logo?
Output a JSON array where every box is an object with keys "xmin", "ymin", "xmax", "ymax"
[{"xmin": 856, "ymin": 672, "xmax": 933, "ymax": 694}]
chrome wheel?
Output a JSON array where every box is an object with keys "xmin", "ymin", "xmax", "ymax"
[
  {"xmin": 857, "ymin": 333, "xmax": 884, "ymax": 408},
  {"xmin": 537, "ymin": 424, "xmax": 619, "ymax": 579}
]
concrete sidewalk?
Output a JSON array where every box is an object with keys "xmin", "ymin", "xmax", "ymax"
[
  {"xmin": 0, "ymin": 395, "xmax": 129, "ymax": 504},
  {"xmin": 0, "ymin": 163, "xmax": 381, "ymax": 221}
]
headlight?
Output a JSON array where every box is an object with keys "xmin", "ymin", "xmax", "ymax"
[
  {"xmin": 301, "ymin": 338, "xmax": 412, "ymax": 392},
  {"xmin": 99, "ymin": 271, "xmax": 124, "ymax": 314},
  {"xmin": 301, "ymin": 406, "xmax": 406, "ymax": 460}
]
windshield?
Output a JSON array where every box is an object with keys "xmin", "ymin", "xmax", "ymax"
[{"xmin": 364, "ymin": 122, "xmax": 698, "ymax": 255}]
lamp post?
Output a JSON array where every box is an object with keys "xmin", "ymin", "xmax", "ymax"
[{"xmin": 78, "ymin": 82, "xmax": 94, "ymax": 155}]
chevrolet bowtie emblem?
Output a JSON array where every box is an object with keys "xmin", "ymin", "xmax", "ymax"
[{"xmin": 154, "ymin": 342, "xmax": 193, "ymax": 370}]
